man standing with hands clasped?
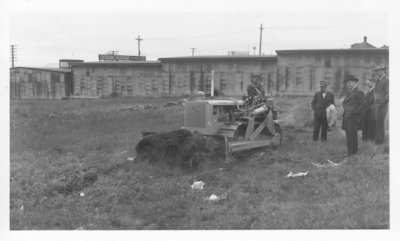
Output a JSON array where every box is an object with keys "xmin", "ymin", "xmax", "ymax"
[
  {"xmin": 311, "ymin": 80, "xmax": 335, "ymax": 141},
  {"xmin": 372, "ymin": 64, "xmax": 389, "ymax": 145},
  {"xmin": 342, "ymin": 75, "xmax": 366, "ymax": 156}
]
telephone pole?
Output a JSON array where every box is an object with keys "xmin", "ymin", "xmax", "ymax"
[
  {"xmin": 191, "ymin": 48, "xmax": 196, "ymax": 56},
  {"xmin": 259, "ymin": 24, "xmax": 264, "ymax": 55},
  {"xmin": 135, "ymin": 35, "xmax": 143, "ymax": 56},
  {"xmin": 10, "ymin": 45, "xmax": 17, "ymax": 68}
]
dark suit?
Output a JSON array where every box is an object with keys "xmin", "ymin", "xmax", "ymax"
[
  {"xmin": 362, "ymin": 88, "xmax": 376, "ymax": 141},
  {"xmin": 342, "ymin": 86, "xmax": 366, "ymax": 155},
  {"xmin": 374, "ymin": 74, "xmax": 389, "ymax": 144},
  {"xmin": 311, "ymin": 90, "xmax": 335, "ymax": 141}
]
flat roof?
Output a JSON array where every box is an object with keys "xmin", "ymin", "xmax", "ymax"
[
  {"xmin": 10, "ymin": 67, "xmax": 71, "ymax": 73},
  {"xmin": 70, "ymin": 61, "xmax": 161, "ymax": 67},
  {"xmin": 158, "ymin": 55, "xmax": 277, "ymax": 61},
  {"xmin": 276, "ymin": 48, "xmax": 389, "ymax": 54},
  {"xmin": 59, "ymin": 59, "xmax": 84, "ymax": 62}
]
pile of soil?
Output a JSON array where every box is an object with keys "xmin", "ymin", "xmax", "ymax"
[{"xmin": 135, "ymin": 129, "xmax": 226, "ymax": 170}]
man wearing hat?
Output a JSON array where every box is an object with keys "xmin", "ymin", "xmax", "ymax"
[
  {"xmin": 311, "ymin": 80, "xmax": 335, "ymax": 141},
  {"xmin": 342, "ymin": 75, "xmax": 366, "ymax": 156},
  {"xmin": 247, "ymin": 74, "xmax": 265, "ymax": 98},
  {"xmin": 246, "ymin": 74, "xmax": 265, "ymax": 105},
  {"xmin": 372, "ymin": 64, "xmax": 389, "ymax": 145}
]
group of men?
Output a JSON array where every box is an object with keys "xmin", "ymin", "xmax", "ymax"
[
  {"xmin": 311, "ymin": 64, "xmax": 389, "ymax": 156},
  {"xmin": 246, "ymin": 67, "xmax": 388, "ymax": 157}
]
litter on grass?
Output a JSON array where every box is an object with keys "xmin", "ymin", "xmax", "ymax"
[
  {"xmin": 126, "ymin": 157, "xmax": 135, "ymax": 161},
  {"xmin": 191, "ymin": 181, "xmax": 205, "ymax": 190},
  {"xmin": 312, "ymin": 159, "xmax": 345, "ymax": 168},
  {"xmin": 285, "ymin": 171, "xmax": 308, "ymax": 178},
  {"xmin": 204, "ymin": 193, "xmax": 227, "ymax": 201}
]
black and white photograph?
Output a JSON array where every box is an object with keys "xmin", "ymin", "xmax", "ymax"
[{"xmin": 1, "ymin": 0, "xmax": 399, "ymax": 240}]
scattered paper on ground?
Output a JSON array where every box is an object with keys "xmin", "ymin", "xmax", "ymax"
[
  {"xmin": 191, "ymin": 181, "xmax": 205, "ymax": 190},
  {"xmin": 204, "ymin": 193, "xmax": 227, "ymax": 201},
  {"xmin": 285, "ymin": 171, "xmax": 308, "ymax": 178},
  {"xmin": 312, "ymin": 159, "xmax": 346, "ymax": 168}
]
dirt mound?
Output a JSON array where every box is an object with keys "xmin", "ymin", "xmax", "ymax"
[{"xmin": 135, "ymin": 129, "xmax": 226, "ymax": 170}]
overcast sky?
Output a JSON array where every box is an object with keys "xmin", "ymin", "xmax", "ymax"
[{"xmin": 10, "ymin": 11, "xmax": 388, "ymax": 67}]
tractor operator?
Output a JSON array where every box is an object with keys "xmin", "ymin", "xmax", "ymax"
[
  {"xmin": 247, "ymin": 74, "xmax": 265, "ymax": 98},
  {"xmin": 246, "ymin": 74, "xmax": 265, "ymax": 106}
]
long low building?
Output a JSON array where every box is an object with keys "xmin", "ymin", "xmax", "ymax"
[
  {"xmin": 70, "ymin": 48, "xmax": 388, "ymax": 98},
  {"xmin": 70, "ymin": 61, "xmax": 162, "ymax": 97},
  {"xmin": 10, "ymin": 37, "xmax": 389, "ymax": 99},
  {"xmin": 158, "ymin": 55, "xmax": 277, "ymax": 97},
  {"xmin": 10, "ymin": 67, "xmax": 72, "ymax": 99},
  {"xmin": 275, "ymin": 48, "xmax": 389, "ymax": 95}
]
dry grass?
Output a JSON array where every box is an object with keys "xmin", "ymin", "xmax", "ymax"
[{"xmin": 10, "ymin": 96, "xmax": 389, "ymax": 229}]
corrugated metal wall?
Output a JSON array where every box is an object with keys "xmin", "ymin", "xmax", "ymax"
[
  {"xmin": 10, "ymin": 68, "xmax": 72, "ymax": 99},
  {"xmin": 72, "ymin": 65, "xmax": 162, "ymax": 97},
  {"xmin": 161, "ymin": 59, "xmax": 277, "ymax": 97},
  {"xmin": 276, "ymin": 51, "xmax": 389, "ymax": 96},
  {"xmin": 13, "ymin": 51, "xmax": 388, "ymax": 100}
]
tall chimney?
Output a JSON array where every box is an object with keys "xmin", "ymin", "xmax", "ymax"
[{"xmin": 364, "ymin": 36, "xmax": 367, "ymax": 42}]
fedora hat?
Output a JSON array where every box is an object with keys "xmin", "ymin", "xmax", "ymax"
[
  {"xmin": 344, "ymin": 74, "xmax": 358, "ymax": 83},
  {"xmin": 372, "ymin": 64, "xmax": 386, "ymax": 71},
  {"xmin": 319, "ymin": 80, "xmax": 329, "ymax": 87}
]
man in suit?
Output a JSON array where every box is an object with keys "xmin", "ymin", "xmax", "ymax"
[
  {"xmin": 311, "ymin": 80, "xmax": 335, "ymax": 141},
  {"xmin": 362, "ymin": 78, "xmax": 376, "ymax": 141},
  {"xmin": 342, "ymin": 75, "xmax": 366, "ymax": 156},
  {"xmin": 372, "ymin": 64, "xmax": 389, "ymax": 145}
]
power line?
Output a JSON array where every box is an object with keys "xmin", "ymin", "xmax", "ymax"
[
  {"xmin": 146, "ymin": 28, "xmax": 257, "ymax": 40},
  {"xmin": 263, "ymin": 21, "xmax": 385, "ymax": 30}
]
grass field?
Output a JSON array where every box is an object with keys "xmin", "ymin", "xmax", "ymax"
[{"xmin": 10, "ymin": 96, "xmax": 389, "ymax": 230}]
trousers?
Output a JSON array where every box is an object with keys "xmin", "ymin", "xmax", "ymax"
[
  {"xmin": 313, "ymin": 114, "xmax": 328, "ymax": 141},
  {"xmin": 374, "ymin": 103, "xmax": 388, "ymax": 144},
  {"xmin": 344, "ymin": 116, "xmax": 359, "ymax": 155}
]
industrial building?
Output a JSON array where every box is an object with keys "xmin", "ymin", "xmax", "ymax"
[
  {"xmin": 10, "ymin": 37, "xmax": 389, "ymax": 99},
  {"xmin": 10, "ymin": 67, "xmax": 72, "ymax": 100},
  {"xmin": 70, "ymin": 61, "xmax": 162, "ymax": 97},
  {"xmin": 275, "ymin": 48, "xmax": 389, "ymax": 96}
]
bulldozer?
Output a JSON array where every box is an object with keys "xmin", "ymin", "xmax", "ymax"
[
  {"xmin": 181, "ymin": 96, "xmax": 282, "ymax": 157},
  {"xmin": 139, "ymin": 71, "xmax": 282, "ymax": 161}
]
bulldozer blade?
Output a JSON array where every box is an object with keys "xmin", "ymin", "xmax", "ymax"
[
  {"xmin": 229, "ymin": 139, "xmax": 275, "ymax": 153},
  {"xmin": 204, "ymin": 135, "xmax": 230, "ymax": 158}
]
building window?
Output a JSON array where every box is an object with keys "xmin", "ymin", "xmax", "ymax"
[
  {"xmin": 86, "ymin": 69, "xmax": 90, "ymax": 77},
  {"xmin": 309, "ymin": 68, "xmax": 315, "ymax": 91},
  {"xmin": 325, "ymin": 59, "xmax": 331, "ymax": 68}
]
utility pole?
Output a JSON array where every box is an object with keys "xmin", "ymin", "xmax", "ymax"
[
  {"xmin": 10, "ymin": 45, "xmax": 17, "ymax": 68},
  {"xmin": 191, "ymin": 48, "xmax": 196, "ymax": 56},
  {"xmin": 259, "ymin": 24, "xmax": 264, "ymax": 56},
  {"xmin": 135, "ymin": 35, "xmax": 143, "ymax": 56}
]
